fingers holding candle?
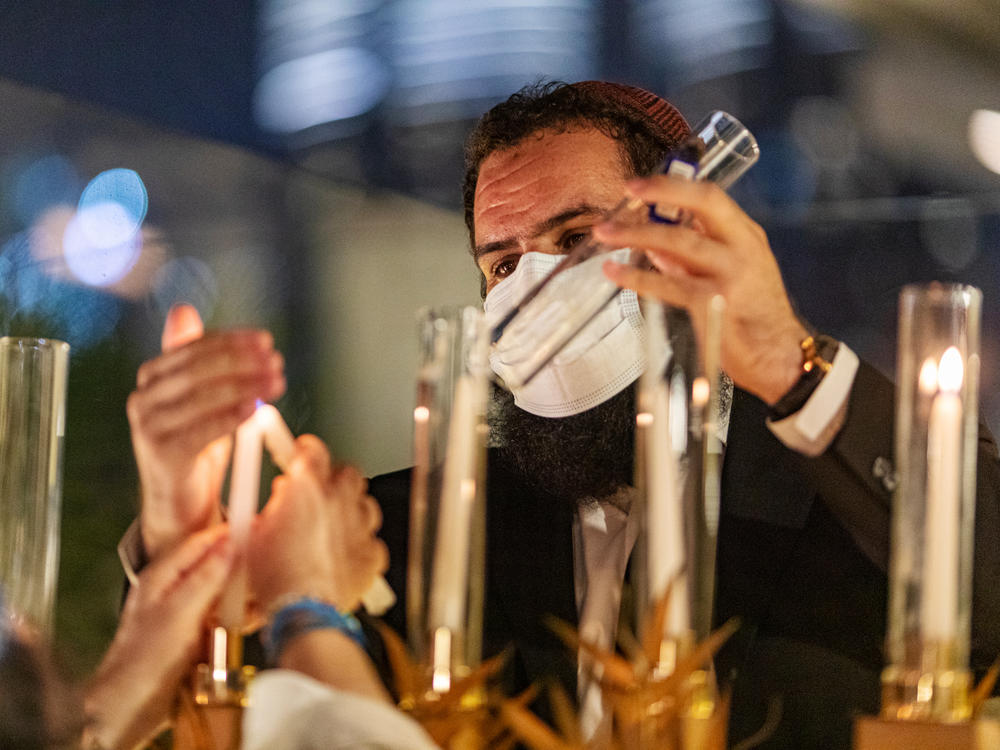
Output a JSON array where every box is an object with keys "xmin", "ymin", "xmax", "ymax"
[
  {"xmin": 250, "ymin": 436, "xmax": 390, "ymax": 615},
  {"xmin": 130, "ymin": 322, "xmax": 287, "ymax": 561}
]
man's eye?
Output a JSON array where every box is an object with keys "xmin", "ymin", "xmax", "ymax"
[
  {"xmin": 560, "ymin": 231, "xmax": 589, "ymax": 251},
  {"xmin": 493, "ymin": 256, "xmax": 520, "ymax": 278}
]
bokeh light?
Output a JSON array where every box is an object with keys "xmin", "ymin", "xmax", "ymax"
[
  {"xmin": 0, "ymin": 230, "xmax": 122, "ymax": 348},
  {"xmin": 77, "ymin": 168, "xmax": 148, "ymax": 247},
  {"xmin": 62, "ymin": 168, "xmax": 148, "ymax": 287},
  {"xmin": 254, "ymin": 47, "xmax": 390, "ymax": 132},
  {"xmin": 63, "ymin": 210, "xmax": 143, "ymax": 287}
]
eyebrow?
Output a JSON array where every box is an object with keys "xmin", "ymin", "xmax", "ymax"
[{"xmin": 473, "ymin": 204, "xmax": 608, "ymax": 262}]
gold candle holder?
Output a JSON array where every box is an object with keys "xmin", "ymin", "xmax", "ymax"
[
  {"xmin": 174, "ymin": 625, "xmax": 255, "ymax": 750},
  {"xmin": 193, "ymin": 625, "xmax": 256, "ymax": 707}
]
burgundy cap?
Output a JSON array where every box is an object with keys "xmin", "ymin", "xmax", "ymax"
[{"xmin": 571, "ymin": 80, "xmax": 691, "ymax": 146}]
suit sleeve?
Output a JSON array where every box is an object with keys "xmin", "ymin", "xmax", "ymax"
[{"xmin": 799, "ymin": 359, "xmax": 1000, "ymax": 672}]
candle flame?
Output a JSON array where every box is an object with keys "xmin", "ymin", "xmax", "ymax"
[
  {"xmin": 636, "ymin": 411, "xmax": 654, "ymax": 427},
  {"xmin": 413, "ymin": 405, "xmax": 430, "ymax": 423},
  {"xmin": 691, "ymin": 376, "xmax": 710, "ymax": 408},
  {"xmin": 212, "ymin": 626, "xmax": 228, "ymax": 683},
  {"xmin": 460, "ymin": 478, "xmax": 476, "ymax": 502},
  {"xmin": 919, "ymin": 358, "xmax": 938, "ymax": 395},
  {"xmin": 938, "ymin": 347, "xmax": 964, "ymax": 394},
  {"xmin": 432, "ymin": 627, "xmax": 453, "ymax": 693}
]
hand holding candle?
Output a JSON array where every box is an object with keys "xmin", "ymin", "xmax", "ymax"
[
  {"xmin": 220, "ymin": 403, "xmax": 395, "ymax": 628},
  {"xmin": 248, "ymin": 433, "xmax": 390, "ymax": 619},
  {"xmin": 130, "ymin": 304, "xmax": 286, "ymax": 561},
  {"xmin": 256, "ymin": 404, "xmax": 396, "ymax": 615}
]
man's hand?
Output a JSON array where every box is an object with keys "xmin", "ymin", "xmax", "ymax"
[
  {"xmin": 128, "ymin": 304, "xmax": 285, "ymax": 560},
  {"xmin": 597, "ymin": 176, "xmax": 808, "ymax": 405},
  {"xmin": 84, "ymin": 525, "xmax": 234, "ymax": 750},
  {"xmin": 249, "ymin": 435, "xmax": 389, "ymax": 614}
]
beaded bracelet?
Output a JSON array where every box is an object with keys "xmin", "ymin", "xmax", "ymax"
[{"xmin": 261, "ymin": 596, "xmax": 367, "ymax": 665}]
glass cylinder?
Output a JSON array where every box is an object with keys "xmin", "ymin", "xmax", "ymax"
[
  {"xmin": 882, "ymin": 283, "xmax": 981, "ymax": 722},
  {"xmin": 407, "ymin": 307, "xmax": 489, "ymax": 695},
  {"xmin": 631, "ymin": 297, "xmax": 727, "ymax": 672},
  {"xmin": 627, "ymin": 299, "xmax": 727, "ymax": 749},
  {"xmin": 0, "ymin": 337, "xmax": 70, "ymax": 637}
]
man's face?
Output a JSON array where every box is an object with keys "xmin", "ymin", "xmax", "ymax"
[
  {"xmin": 474, "ymin": 126, "xmax": 637, "ymax": 503},
  {"xmin": 473, "ymin": 127, "xmax": 630, "ymax": 294}
]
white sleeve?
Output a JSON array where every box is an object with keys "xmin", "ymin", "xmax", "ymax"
[
  {"xmin": 766, "ymin": 342, "xmax": 860, "ymax": 457},
  {"xmin": 242, "ymin": 670, "xmax": 441, "ymax": 750}
]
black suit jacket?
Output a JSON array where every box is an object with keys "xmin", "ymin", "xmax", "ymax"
[{"xmin": 368, "ymin": 361, "xmax": 1000, "ymax": 749}]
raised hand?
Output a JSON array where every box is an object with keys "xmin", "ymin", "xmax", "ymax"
[
  {"xmin": 84, "ymin": 525, "xmax": 234, "ymax": 750},
  {"xmin": 128, "ymin": 304, "xmax": 285, "ymax": 560},
  {"xmin": 597, "ymin": 176, "xmax": 808, "ymax": 405}
]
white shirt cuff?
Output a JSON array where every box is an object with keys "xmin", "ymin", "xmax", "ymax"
[{"xmin": 767, "ymin": 342, "xmax": 860, "ymax": 457}]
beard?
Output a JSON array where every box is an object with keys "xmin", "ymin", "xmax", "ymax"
[{"xmin": 488, "ymin": 382, "xmax": 636, "ymax": 507}]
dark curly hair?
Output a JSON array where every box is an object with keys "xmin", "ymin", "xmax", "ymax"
[{"xmin": 462, "ymin": 80, "xmax": 689, "ymax": 264}]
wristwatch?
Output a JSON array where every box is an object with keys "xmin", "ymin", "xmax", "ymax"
[{"xmin": 769, "ymin": 333, "xmax": 839, "ymax": 420}]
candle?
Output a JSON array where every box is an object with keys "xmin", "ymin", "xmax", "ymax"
[
  {"xmin": 257, "ymin": 403, "xmax": 295, "ymax": 470},
  {"xmin": 219, "ymin": 403, "xmax": 398, "ymax": 628},
  {"xmin": 646, "ymin": 378, "xmax": 690, "ymax": 638},
  {"xmin": 921, "ymin": 347, "xmax": 964, "ymax": 643},
  {"xmin": 218, "ymin": 411, "xmax": 263, "ymax": 628},
  {"xmin": 257, "ymin": 403, "xmax": 397, "ymax": 615},
  {"xmin": 428, "ymin": 374, "xmax": 479, "ymax": 637}
]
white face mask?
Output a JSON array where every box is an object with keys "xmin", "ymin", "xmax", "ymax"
[{"xmin": 483, "ymin": 250, "xmax": 647, "ymax": 418}]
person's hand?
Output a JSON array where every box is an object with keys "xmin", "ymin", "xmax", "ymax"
[
  {"xmin": 83, "ymin": 525, "xmax": 234, "ymax": 750},
  {"xmin": 249, "ymin": 435, "xmax": 389, "ymax": 614},
  {"xmin": 127, "ymin": 304, "xmax": 285, "ymax": 560},
  {"xmin": 597, "ymin": 176, "xmax": 808, "ymax": 405}
]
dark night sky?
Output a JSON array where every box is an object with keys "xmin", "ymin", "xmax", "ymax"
[{"xmin": 0, "ymin": 3, "xmax": 271, "ymax": 154}]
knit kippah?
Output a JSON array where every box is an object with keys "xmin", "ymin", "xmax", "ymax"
[{"xmin": 571, "ymin": 80, "xmax": 691, "ymax": 147}]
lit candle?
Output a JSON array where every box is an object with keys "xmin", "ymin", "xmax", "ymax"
[
  {"xmin": 257, "ymin": 403, "xmax": 295, "ymax": 469},
  {"xmin": 921, "ymin": 347, "xmax": 964, "ymax": 643},
  {"xmin": 428, "ymin": 374, "xmax": 479, "ymax": 637},
  {"xmin": 257, "ymin": 403, "xmax": 397, "ymax": 615},
  {"xmin": 218, "ymin": 411, "xmax": 263, "ymax": 628}
]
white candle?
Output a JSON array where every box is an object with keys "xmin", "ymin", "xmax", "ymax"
[
  {"xmin": 646, "ymin": 378, "xmax": 690, "ymax": 637},
  {"xmin": 257, "ymin": 403, "xmax": 397, "ymax": 615},
  {"xmin": 921, "ymin": 347, "xmax": 964, "ymax": 642},
  {"xmin": 428, "ymin": 374, "xmax": 479, "ymax": 636},
  {"xmin": 218, "ymin": 411, "xmax": 263, "ymax": 628},
  {"xmin": 257, "ymin": 403, "xmax": 295, "ymax": 470}
]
